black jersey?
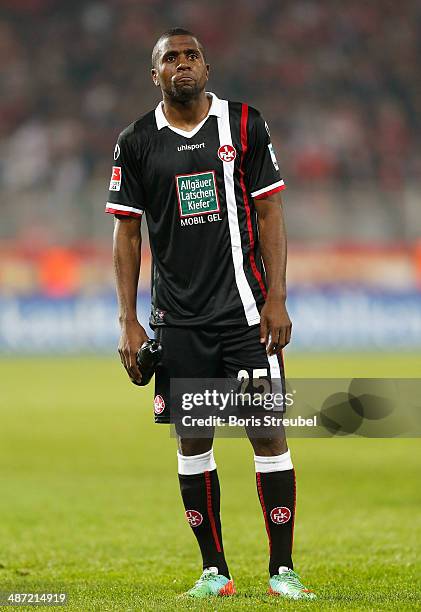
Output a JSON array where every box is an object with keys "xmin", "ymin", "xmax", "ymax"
[{"xmin": 106, "ymin": 93, "xmax": 285, "ymax": 328}]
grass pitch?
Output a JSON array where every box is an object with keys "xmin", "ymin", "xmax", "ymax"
[{"xmin": 0, "ymin": 353, "xmax": 420, "ymax": 611}]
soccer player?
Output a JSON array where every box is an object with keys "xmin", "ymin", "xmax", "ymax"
[{"xmin": 106, "ymin": 28, "xmax": 315, "ymax": 600}]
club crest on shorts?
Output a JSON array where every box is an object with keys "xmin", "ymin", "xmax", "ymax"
[
  {"xmin": 270, "ymin": 506, "xmax": 291, "ymax": 524},
  {"xmin": 218, "ymin": 144, "xmax": 236, "ymax": 162},
  {"xmin": 185, "ymin": 509, "xmax": 203, "ymax": 527},
  {"xmin": 155, "ymin": 308, "xmax": 166, "ymax": 323},
  {"xmin": 154, "ymin": 394, "xmax": 165, "ymax": 415}
]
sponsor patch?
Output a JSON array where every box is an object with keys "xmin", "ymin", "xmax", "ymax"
[
  {"xmin": 218, "ymin": 144, "xmax": 236, "ymax": 162},
  {"xmin": 185, "ymin": 510, "xmax": 203, "ymax": 527},
  {"xmin": 270, "ymin": 506, "xmax": 291, "ymax": 524},
  {"xmin": 109, "ymin": 166, "xmax": 121, "ymax": 191},
  {"xmin": 175, "ymin": 170, "xmax": 220, "ymax": 218},
  {"xmin": 154, "ymin": 394, "xmax": 165, "ymax": 415}
]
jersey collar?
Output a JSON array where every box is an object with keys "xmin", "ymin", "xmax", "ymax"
[{"xmin": 155, "ymin": 92, "xmax": 222, "ymax": 135}]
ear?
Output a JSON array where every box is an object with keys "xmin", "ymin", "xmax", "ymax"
[
  {"xmin": 151, "ymin": 68, "xmax": 160, "ymax": 87},
  {"xmin": 205, "ymin": 63, "xmax": 210, "ymax": 82}
]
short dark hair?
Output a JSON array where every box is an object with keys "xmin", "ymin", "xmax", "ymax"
[{"xmin": 151, "ymin": 28, "xmax": 205, "ymax": 68}]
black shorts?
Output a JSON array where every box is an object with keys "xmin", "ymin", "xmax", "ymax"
[{"xmin": 152, "ymin": 325, "xmax": 285, "ymax": 424}]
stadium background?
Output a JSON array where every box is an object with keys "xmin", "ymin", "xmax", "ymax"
[{"xmin": 0, "ymin": 1, "xmax": 420, "ymax": 610}]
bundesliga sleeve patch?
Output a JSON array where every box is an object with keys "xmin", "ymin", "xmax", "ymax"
[{"xmin": 109, "ymin": 166, "xmax": 122, "ymax": 191}]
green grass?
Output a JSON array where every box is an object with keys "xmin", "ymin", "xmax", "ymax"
[{"xmin": 0, "ymin": 354, "xmax": 420, "ymax": 610}]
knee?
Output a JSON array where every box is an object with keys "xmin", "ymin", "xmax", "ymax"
[
  {"xmin": 250, "ymin": 437, "xmax": 288, "ymax": 457},
  {"xmin": 178, "ymin": 437, "xmax": 213, "ymax": 456}
]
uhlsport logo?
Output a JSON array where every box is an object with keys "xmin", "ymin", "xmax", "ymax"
[
  {"xmin": 218, "ymin": 144, "xmax": 236, "ymax": 162},
  {"xmin": 185, "ymin": 510, "xmax": 203, "ymax": 527},
  {"xmin": 270, "ymin": 506, "xmax": 291, "ymax": 524},
  {"xmin": 178, "ymin": 142, "xmax": 205, "ymax": 152},
  {"xmin": 154, "ymin": 395, "xmax": 165, "ymax": 415}
]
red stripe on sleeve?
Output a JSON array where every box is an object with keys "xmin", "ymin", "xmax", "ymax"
[
  {"xmin": 254, "ymin": 184, "xmax": 286, "ymax": 200},
  {"xmin": 105, "ymin": 207, "xmax": 142, "ymax": 218}
]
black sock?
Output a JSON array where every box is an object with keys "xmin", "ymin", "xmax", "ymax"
[
  {"xmin": 256, "ymin": 468, "xmax": 296, "ymax": 576},
  {"xmin": 178, "ymin": 469, "xmax": 230, "ymax": 578}
]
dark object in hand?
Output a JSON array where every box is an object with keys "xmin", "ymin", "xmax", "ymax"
[{"xmin": 133, "ymin": 339, "xmax": 163, "ymax": 386}]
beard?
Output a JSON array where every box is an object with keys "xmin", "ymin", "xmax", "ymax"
[{"xmin": 168, "ymin": 78, "xmax": 204, "ymax": 103}]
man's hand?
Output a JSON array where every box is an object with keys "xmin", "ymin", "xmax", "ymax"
[
  {"xmin": 260, "ymin": 295, "xmax": 292, "ymax": 355},
  {"xmin": 118, "ymin": 320, "xmax": 149, "ymax": 384}
]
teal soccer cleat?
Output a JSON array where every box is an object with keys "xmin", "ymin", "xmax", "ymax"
[
  {"xmin": 269, "ymin": 568, "xmax": 316, "ymax": 600},
  {"xmin": 186, "ymin": 567, "xmax": 236, "ymax": 598}
]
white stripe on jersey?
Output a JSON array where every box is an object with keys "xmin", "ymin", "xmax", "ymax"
[
  {"xmin": 217, "ymin": 100, "xmax": 260, "ymax": 326},
  {"xmin": 267, "ymin": 351, "xmax": 281, "ymax": 380},
  {"xmin": 266, "ymin": 350, "xmax": 283, "ymax": 403},
  {"xmin": 251, "ymin": 180, "xmax": 285, "ymax": 198},
  {"xmin": 106, "ymin": 202, "xmax": 144, "ymax": 215}
]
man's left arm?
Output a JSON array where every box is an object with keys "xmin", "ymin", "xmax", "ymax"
[{"xmin": 255, "ymin": 192, "xmax": 292, "ymax": 355}]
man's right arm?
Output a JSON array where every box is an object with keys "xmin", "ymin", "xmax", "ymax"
[{"xmin": 113, "ymin": 215, "xmax": 149, "ymax": 383}]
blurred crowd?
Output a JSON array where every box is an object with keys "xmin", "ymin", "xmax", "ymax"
[{"xmin": 0, "ymin": 0, "xmax": 420, "ymax": 242}]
